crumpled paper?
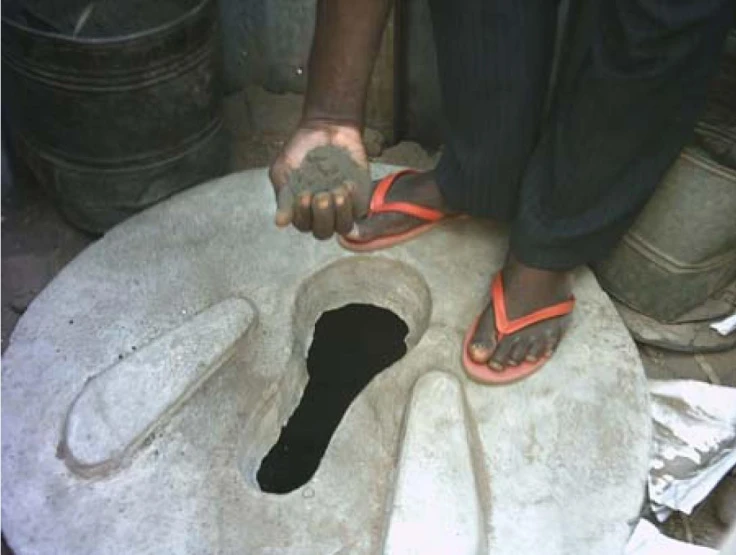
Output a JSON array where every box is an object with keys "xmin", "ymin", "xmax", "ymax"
[{"xmin": 648, "ymin": 380, "xmax": 736, "ymax": 521}]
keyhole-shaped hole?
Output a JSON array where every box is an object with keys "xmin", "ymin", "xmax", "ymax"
[{"xmin": 257, "ymin": 303, "xmax": 408, "ymax": 494}]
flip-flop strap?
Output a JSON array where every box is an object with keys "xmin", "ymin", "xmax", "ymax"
[
  {"xmin": 370, "ymin": 170, "xmax": 445, "ymax": 222},
  {"xmin": 492, "ymin": 273, "xmax": 575, "ymax": 338}
]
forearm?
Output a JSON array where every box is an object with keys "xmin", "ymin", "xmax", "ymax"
[{"xmin": 302, "ymin": 0, "xmax": 393, "ymax": 129}]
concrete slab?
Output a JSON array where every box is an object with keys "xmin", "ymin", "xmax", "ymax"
[{"xmin": 1, "ymin": 167, "xmax": 651, "ymax": 554}]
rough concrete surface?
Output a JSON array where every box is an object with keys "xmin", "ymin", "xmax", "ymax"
[{"xmin": 2, "ymin": 165, "xmax": 650, "ymax": 555}]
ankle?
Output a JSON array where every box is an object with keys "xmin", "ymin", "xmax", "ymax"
[{"xmin": 503, "ymin": 254, "xmax": 570, "ymax": 289}]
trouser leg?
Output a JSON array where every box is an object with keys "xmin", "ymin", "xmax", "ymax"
[
  {"xmin": 511, "ymin": 0, "xmax": 733, "ymax": 270},
  {"xmin": 428, "ymin": 0, "xmax": 559, "ymax": 220}
]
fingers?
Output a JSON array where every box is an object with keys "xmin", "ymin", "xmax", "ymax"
[
  {"xmin": 276, "ymin": 181, "xmax": 362, "ymax": 236},
  {"xmin": 274, "ymin": 186, "xmax": 295, "ymax": 228},
  {"xmin": 293, "ymin": 192, "xmax": 313, "ymax": 232},
  {"xmin": 311, "ymin": 192, "xmax": 335, "ymax": 240},
  {"xmin": 347, "ymin": 180, "xmax": 370, "ymax": 220},
  {"xmin": 333, "ymin": 186, "xmax": 354, "ymax": 235},
  {"xmin": 278, "ymin": 184, "xmax": 358, "ymax": 238}
]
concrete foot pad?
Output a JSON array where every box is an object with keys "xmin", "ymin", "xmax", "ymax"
[
  {"xmin": 383, "ymin": 371, "xmax": 486, "ymax": 555},
  {"xmin": 62, "ymin": 298, "xmax": 256, "ymax": 476}
]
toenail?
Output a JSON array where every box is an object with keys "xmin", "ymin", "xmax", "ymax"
[
  {"xmin": 526, "ymin": 355, "xmax": 538, "ymax": 362},
  {"xmin": 489, "ymin": 361, "xmax": 503, "ymax": 371}
]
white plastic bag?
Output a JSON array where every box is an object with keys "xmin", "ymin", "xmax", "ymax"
[{"xmin": 648, "ymin": 380, "xmax": 736, "ymax": 521}]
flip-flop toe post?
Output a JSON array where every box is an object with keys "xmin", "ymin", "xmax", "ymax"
[
  {"xmin": 337, "ymin": 169, "xmax": 452, "ymax": 252},
  {"xmin": 463, "ymin": 273, "xmax": 576, "ymax": 384}
]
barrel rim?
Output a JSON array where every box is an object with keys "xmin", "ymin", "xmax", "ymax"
[{"xmin": 1, "ymin": 0, "xmax": 212, "ymax": 45}]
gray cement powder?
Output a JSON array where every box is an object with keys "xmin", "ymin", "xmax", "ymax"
[{"xmin": 287, "ymin": 146, "xmax": 371, "ymax": 196}]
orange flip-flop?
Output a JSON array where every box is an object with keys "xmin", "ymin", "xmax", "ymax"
[
  {"xmin": 463, "ymin": 273, "xmax": 575, "ymax": 384},
  {"xmin": 338, "ymin": 169, "xmax": 457, "ymax": 252}
]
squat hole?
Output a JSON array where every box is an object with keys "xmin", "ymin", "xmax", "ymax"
[{"xmin": 256, "ymin": 303, "xmax": 408, "ymax": 494}]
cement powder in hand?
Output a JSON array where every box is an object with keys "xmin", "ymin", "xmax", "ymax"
[{"xmin": 287, "ymin": 146, "xmax": 371, "ymax": 196}]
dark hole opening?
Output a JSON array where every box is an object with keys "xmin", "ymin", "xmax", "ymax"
[{"xmin": 256, "ymin": 303, "xmax": 409, "ymax": 494}]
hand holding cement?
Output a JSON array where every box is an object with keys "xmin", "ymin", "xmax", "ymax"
[{"xmin": 269, "ymin": 121, "xmax": 371, "ymax": 240}]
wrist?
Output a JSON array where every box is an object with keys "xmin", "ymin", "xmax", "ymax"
[
  {"xmin": 298, "ymin": 116, "xmax": 363, "ymax": 140},
  {"xmin": 300, "ymin": 110, "xmax": 363, "ymax": 132}
]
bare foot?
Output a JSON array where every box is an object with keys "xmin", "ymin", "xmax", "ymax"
[
  {"xmin": 467, "ymin": 254, "xmax": 573, "ymax": 371},
  {"xmin": 343, "ymin": 170, "xmax": 457, "ymax": 242}
]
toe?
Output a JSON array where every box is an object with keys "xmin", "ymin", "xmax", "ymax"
[
  {"xmin": 469, "ymin": 306, "xmax": 497, "ymax": 364},
  {"xmin": 544, "ymin": 328, "xmax": 562, "ymax": 356},
  {"xmin": 488, "ymin": 338, "xmax": 515, "ymax": 372},
  {"xmin": 526, "ymin": 336, "xmax": 547, "ymax": 362},
  {"xmin": 508, "ymin": 339, "xmax": 531, "ymax": 367},
  {"xmin": 468, "ymin": 341, "xmax": 494, "ymax": 364}
]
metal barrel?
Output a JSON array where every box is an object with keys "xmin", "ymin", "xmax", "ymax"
[{"xmin": 2, "ymin": 0, "xmax": 227, "ymax": 233}]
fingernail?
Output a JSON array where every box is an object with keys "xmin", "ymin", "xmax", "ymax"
[{"xmin": 334, "ymin": 194, "xmax": 344, "ymax": 206}]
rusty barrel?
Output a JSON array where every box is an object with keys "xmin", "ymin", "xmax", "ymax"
[{"xmin": 2, "ymin": 0, "xmax": 227, "ymax": 232}]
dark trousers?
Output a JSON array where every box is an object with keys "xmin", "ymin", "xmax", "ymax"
[{"xmin": 429, "ymin": 0, "xmax": 733, "ymax": 270}]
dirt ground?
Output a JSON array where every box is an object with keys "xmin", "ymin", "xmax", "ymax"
[{"xmin": 2, "ymin": 87, "xmax": 734, "ymax": 551}]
